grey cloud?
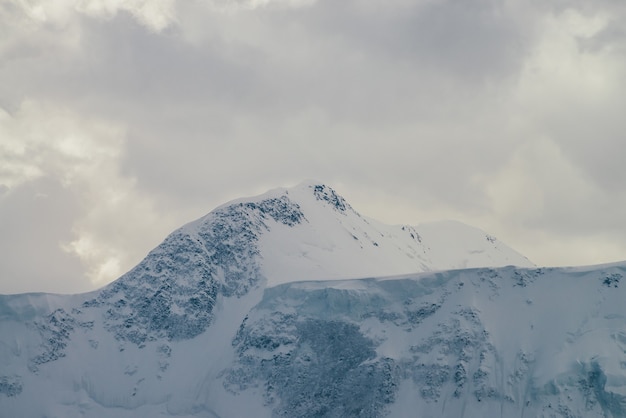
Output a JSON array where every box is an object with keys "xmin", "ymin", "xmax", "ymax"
[
  {"xmin": 578, "ymin": 21, "xmax": 626, "ymax": 54},
  {"xmin": 112, "ymin": 0, "xmax": 530, "ymax": 205},
  {"xmin": 547, "ymin": 111, "xmax": 626, "ymax": 194},
  {"xmin": 3, "ymin": 0, "xmax": 529, "ymax": 124},
  {"xmin": 0, "ymin": 178, "xmax": 87, "ymax": 294},
  {"xmin": 2, "ymin": 0, "xmax": 626, "ymax": 293},
  {"xmin": 304, "ymin": 0, "xmax": 527, "ymax": 81}
]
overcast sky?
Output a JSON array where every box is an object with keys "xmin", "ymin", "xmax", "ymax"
[{"xmin": 1, "ymin": 0, "xmax": 625, "ymax": 294}]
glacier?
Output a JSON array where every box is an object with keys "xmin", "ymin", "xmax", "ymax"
[{"xmin": 1, "ymin": 182, "xmax": 624, "ymax": 417}]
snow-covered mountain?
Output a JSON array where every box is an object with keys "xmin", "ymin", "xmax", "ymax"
[
  {"xmin": 205, "ymin": 181, "xmax": 534, "ymax": 286},
  {"xmin": 3, "ymin": 182, "xmax": 624, "ymax": 417}
]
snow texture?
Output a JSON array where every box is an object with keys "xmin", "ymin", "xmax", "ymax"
[{"xmin": 3, "ymin": 182, "xmax": 621, "ymax": 418}]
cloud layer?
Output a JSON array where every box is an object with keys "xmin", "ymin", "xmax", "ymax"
[{"xmin": 1, "ymin": 0, "xmax": 626, "ymax": 293}]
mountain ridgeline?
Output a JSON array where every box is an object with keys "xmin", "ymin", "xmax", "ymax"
[{"xmin": 1, "ymin": 182, "xmax": 625, "ymax": 418}]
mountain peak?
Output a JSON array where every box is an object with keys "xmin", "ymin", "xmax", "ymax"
[
  {"xmin": 188, "ymin": 182, "xmax": 533, "ymax": 287},
  {"xmin": 213, "ymin": 180, "xmax": 350, "ymax": 214},
  {"xmin": 10, "ymin": 182, "xmax": 608, "ymax": 418},
  {"xmin": 69, "ymin": 182, "xmax": 532, "ymax": 345},
  {"xmin": 310, "ymin": 183, "xmax": 352, "ymax": 212}
]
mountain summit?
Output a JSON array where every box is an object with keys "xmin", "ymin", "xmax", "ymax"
[
  {"xmin": 4, "ymin": 183, "xmax": 625, "ymax": 418},
  {"xmin": 79, "ymin": 181, "xmax": 532, "ymax": 344},
  {"xmin": 181, "ymin": 181, "xmax": 533, "ymax": 287}
]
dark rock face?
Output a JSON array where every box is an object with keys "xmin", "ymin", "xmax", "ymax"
[
  {"xmin": 0, "ymin": 376, "xmax": 22, "ymax": 397},
  {"xmin": 220, "ymin": 263, "xmax": 626, "ymax": 418},
  {"xmin": 20, "ymin": 189, "xmax": 309, "ymax": 376},
  {"xmin": 312, "ymin": 184, "xmax": 351, "ymax": 213},
  {"xmin": 30, "ymin": 309, "xmax": 77, "ymax": 370},
  {"xmin": 4, "ymin": 183, "xmax": 626, "ymax": 418},
  {"xmin": 86, "ymin": 194, "xmax": 305, "ymax": 344},
  {"xmin": 29, "ymin": 308, "xmax": 94, "ymax": 372},
  {"xmin": 227, "ymin": 315, "xmax": 399, "ymax": 418}
]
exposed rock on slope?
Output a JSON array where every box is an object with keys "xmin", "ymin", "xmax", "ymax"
[{"xmin": 8, "ymin": 182, "xmax": 601, "ymax": 418}]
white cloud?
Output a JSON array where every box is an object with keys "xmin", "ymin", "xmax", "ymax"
[
  {"xmin": 515, "ymin": 9, "xmax": 616, "ymax": 113},
  {"xmin": 0, "ymin": 101, "xmax": 181, "ymax": 292},
  {"xmin": 76, "ymin": 0, "xmax": 178, "ymax": 31},
  {"xmin": 2, "ymin": 0, "xmax": 626, "ymax": 293},
  {"xmin": 4, "ymin": 0, "xmax": 316, "ymax": 34},
  {"xmin": 0, "ymin": 101, "xmax": 124, "ymax": 189},
  {"xmin": 512, "ymin": 7, "xmax": 626, "ymax": 192},
  {"xmin": 485, "ymin": 137, "xmax": 597, "ymax": 226},
  {"xmin": 5, "ymin": 0, "xmax": 177, "ymax": 31},
  {"xmin": 208, "ymin": 0, "xmax": 316, "ymax": 12}
]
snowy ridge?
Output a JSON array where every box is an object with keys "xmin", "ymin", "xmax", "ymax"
[
  {"xmin": 220, "ymin": 181, "xmax": 533, "ymax": 286},
  {"xmin": 10, "ymin": 181, "xmax": 614, "ymax": 418},
  {"xmin": 78, "ymin": 181, "xmax": 531, "ymax": 345},
  {"xmin": 2, "ymin": 263, "xmax": 626, "ymax": 417}
]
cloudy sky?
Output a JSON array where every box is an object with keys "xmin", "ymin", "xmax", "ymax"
[{"xmin": 1, "ymin": 0, "xmax": 625, "ymax": 294}]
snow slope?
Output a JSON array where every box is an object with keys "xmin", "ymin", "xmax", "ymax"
[
  {"xmin": 2, "ymin": 264, "xmax": 626, "ymax": 417},
  {"xmin": 12, "ymin": 181, "xmax": 613, "ymax": 418},
  {"xmin": 227, "ymin": 263, "xmax": 626, "ymax": 418},
  {"xmin": 195, "ymin": 181, "xmax": 533, "ymax": 286}
]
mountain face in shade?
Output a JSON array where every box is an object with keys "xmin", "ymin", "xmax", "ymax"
[{"xmin": 6, "ymin": 183, "xmax": 624, "ymax": 418}]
